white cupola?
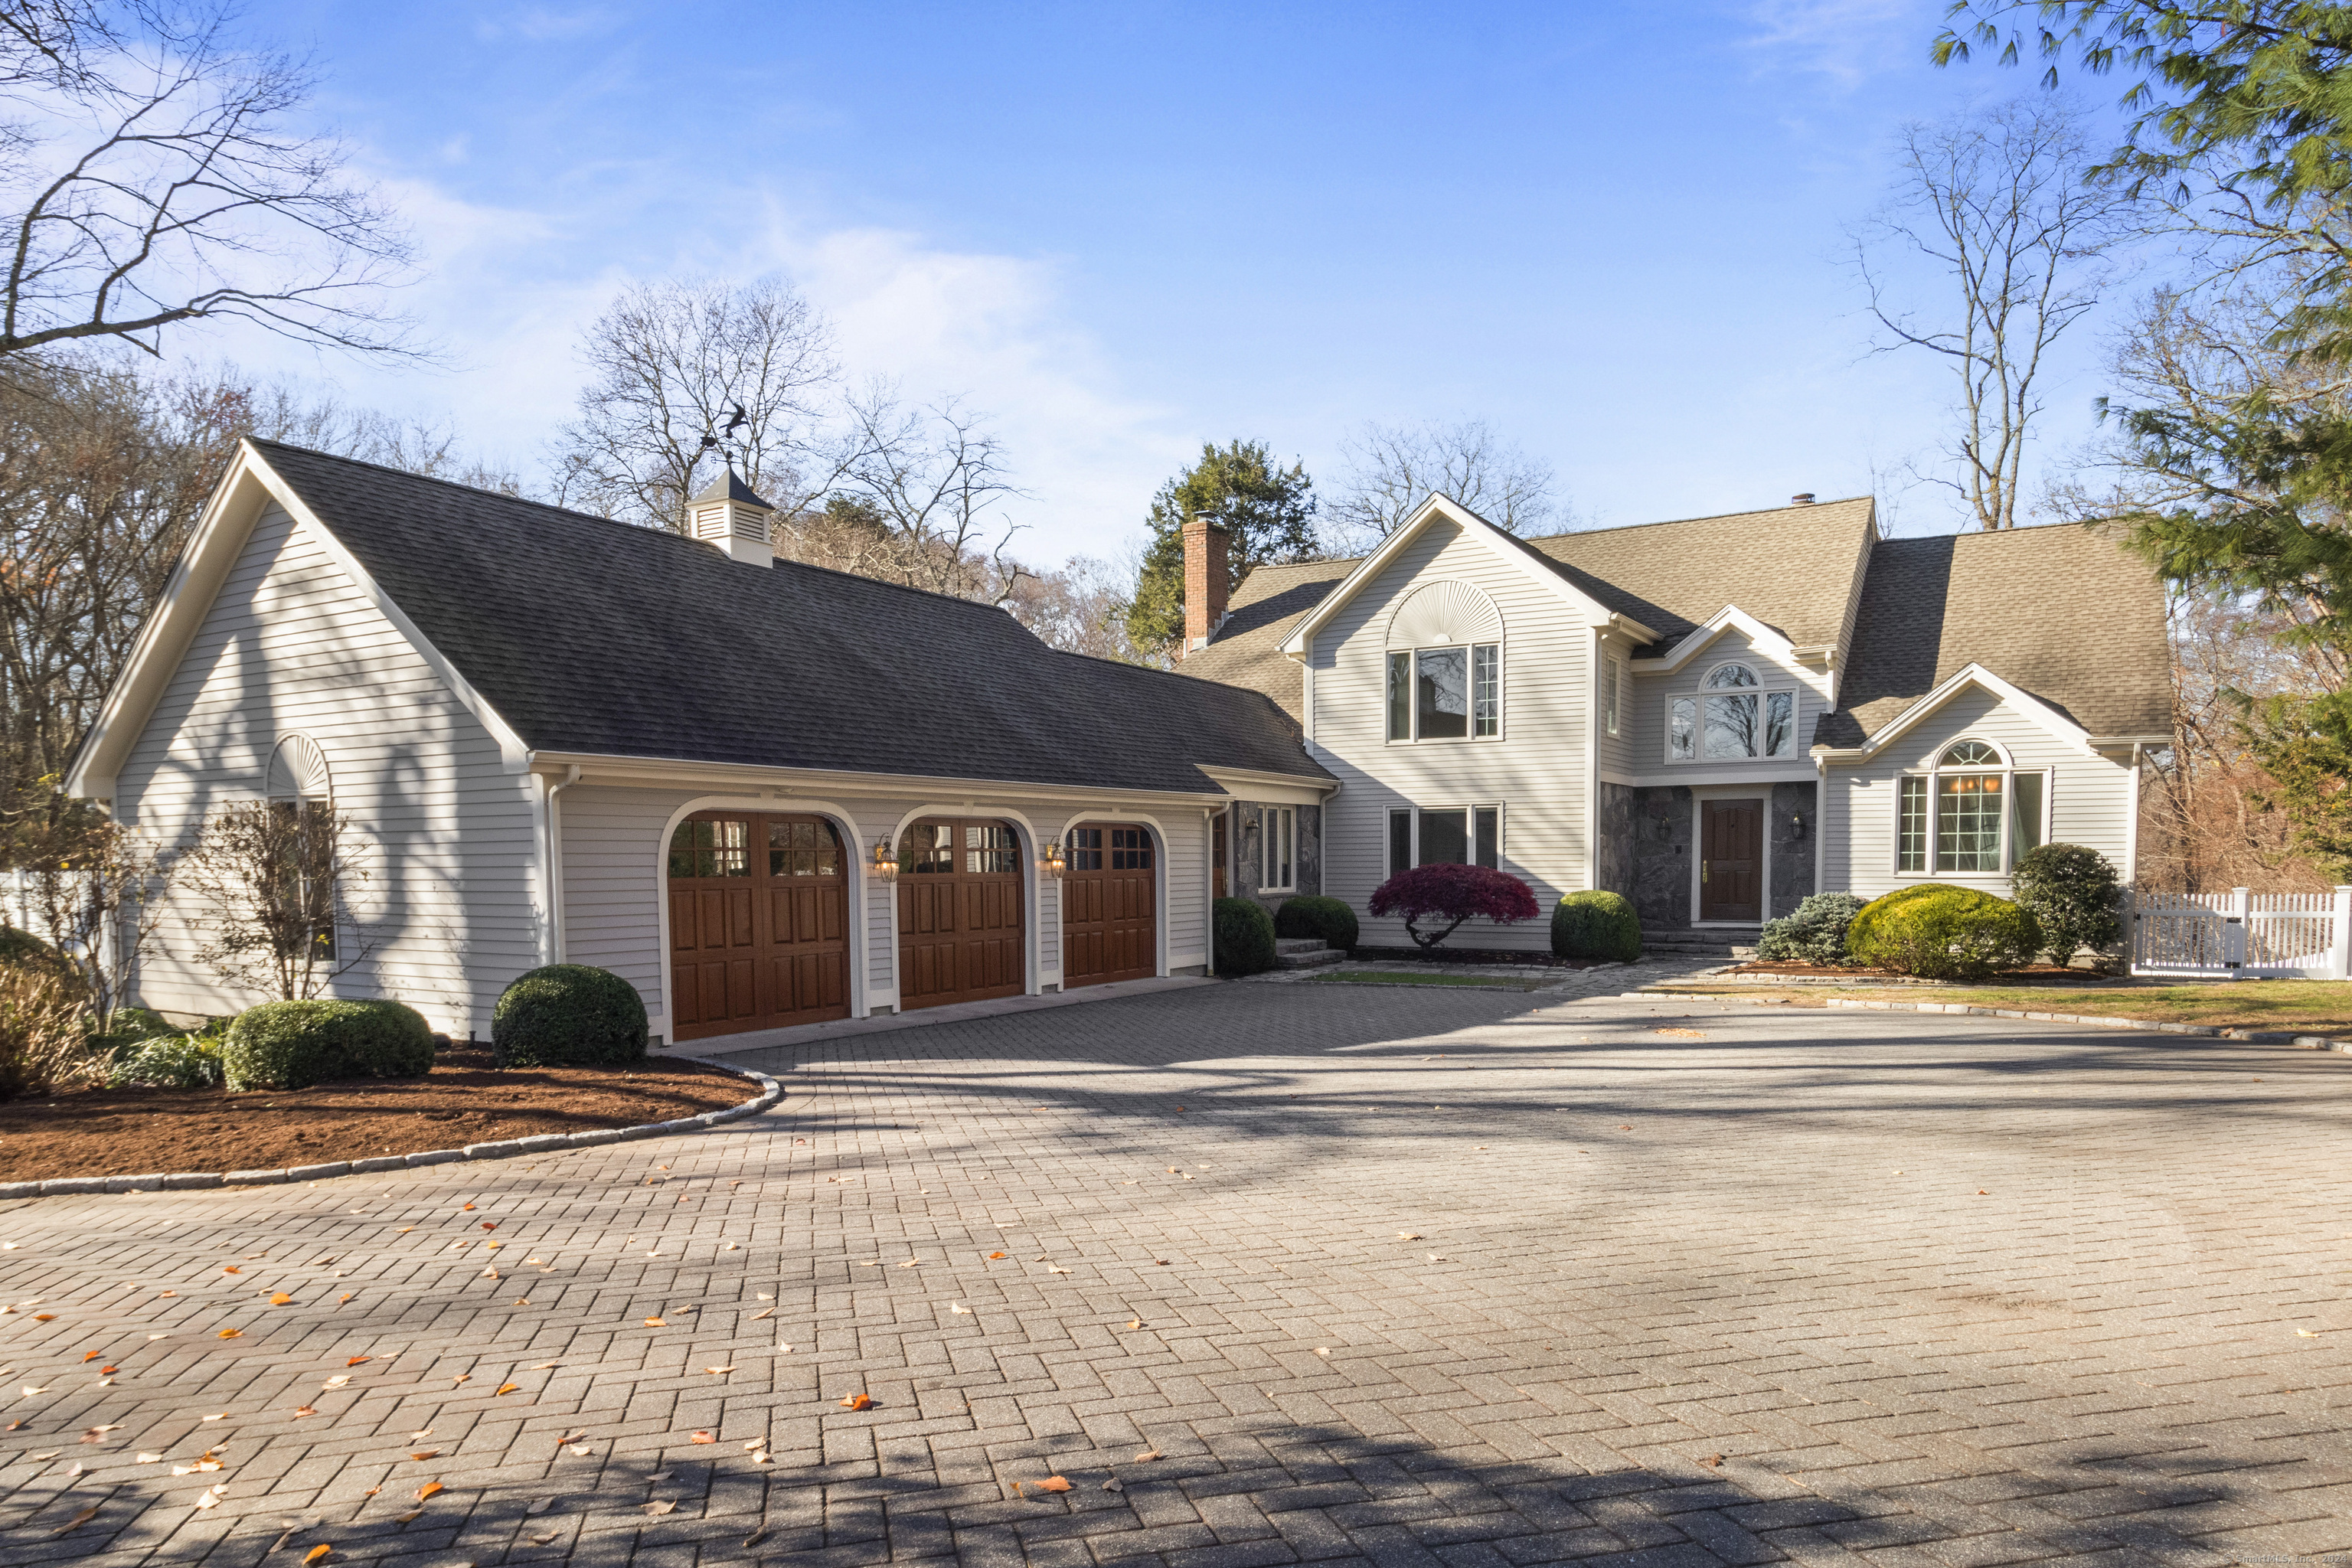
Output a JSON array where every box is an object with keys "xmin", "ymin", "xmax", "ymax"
[{"xmin": 687, "ymin": 466, "xmax": 776, "ymax": 567}]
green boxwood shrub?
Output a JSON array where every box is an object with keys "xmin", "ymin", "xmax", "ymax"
[
  {"xmin": 492, "ymin": 965, "xmax": 648, "ymax": 1069},
  {"xmin": 1275, "ymin": 895, "xmax": 1357, "ymax": 952},
  {"xmin": 1847, "ymin": 884, "xmax": 2040, "ymax": 980},
  {"xmin": 1551, "ymin": 890, "xmax": 1642, "ymax": 962},
  {"xmin": 223, "ymin": 999, "xmax": 434, "ymax": 1091},
  {"xmin": 2010, "ymin": 843, "xmax": 2123, "ymax": 967},
  {"xmin": 108, "ymin": 1033, "xmax": 224, "ymax": 1090},
  {"xmin": 1214, "ymin": 897, "xmax": 1279, "ymax": 977},
  {"xmin": 1757, "ymin": 893, "xmax": 1869, "ymax": 965}
]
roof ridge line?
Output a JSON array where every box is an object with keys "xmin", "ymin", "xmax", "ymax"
[{"xmin": 1526, "ymin": 496, "xmax": 1874, "ymax": 543}]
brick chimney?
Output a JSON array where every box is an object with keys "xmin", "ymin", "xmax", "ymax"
[
  {"xmin": 1790, "ymin": 492, "xmax": 1816, "ymax": 505},
  {"xmin": 1181, "ymin": 514, "xmax": 1230, "ymax": 655}
]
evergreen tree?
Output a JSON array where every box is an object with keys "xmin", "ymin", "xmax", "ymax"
[{"xmin": 1124, "ymin": 439, "xmax": 1318, "ymax": 652}]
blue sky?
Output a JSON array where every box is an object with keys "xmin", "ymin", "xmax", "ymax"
[{"xmin": 205, "ymin": 2, "xmax": 2136, "ymax": 564}]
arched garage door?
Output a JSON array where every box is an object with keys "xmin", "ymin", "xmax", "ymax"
[
  {"xmin": 897, "ymin": 818, "xmax": 1026, "ymax": 1010},
  {"xmin": 668, "ymin": 812, "xmax": 850, "ymax": 1040},
  {"xmin": 1063, "ymin": 824, "xmax": 1155, "ymax": 987}
]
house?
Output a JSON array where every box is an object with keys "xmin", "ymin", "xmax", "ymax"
[
  {"xmin": 66, "ymin": 443, "xmax": 2167, "ymax": 1050},
  {"xmin": 1179, "ymin": 493, "xmax": 2169, "ymax": 948},
  {"xmin": 65, "ymin": 439, "xmax": 1336, "ymax": 1045}
]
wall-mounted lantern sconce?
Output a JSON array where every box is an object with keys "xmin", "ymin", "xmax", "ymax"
[
  {"xmin": 1038, "ymin": 840, "xmax": 1067, "ymax": 880},
  {"xmin": 870, "ymin": 838, "xmax": 900, "ymax": 880},
  {"xmin": 1655, "ymin": 816, "xmax": 1672, "ymax": 841},
  {"xmin": 1792, "ymin": 813, "xmax": 1808, "ymax": 841}
]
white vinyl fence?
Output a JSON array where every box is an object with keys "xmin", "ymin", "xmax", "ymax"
[{"xmin": 2128, "ymin": 887, "xmax": 2352, "ymax": 979}]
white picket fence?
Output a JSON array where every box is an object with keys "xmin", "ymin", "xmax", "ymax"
[{"xmin": 2128, "ymin": 887, "xmax": 2352, "ymax": 979}]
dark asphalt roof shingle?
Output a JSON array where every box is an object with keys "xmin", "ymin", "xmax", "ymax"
[
  {"xmin": 1815, "ymin": 523, "xmax": 2171, "ymax": 748},
  {"xmin": 253, "ymin": 440, "xmax": 1328, "ymax": 793}
]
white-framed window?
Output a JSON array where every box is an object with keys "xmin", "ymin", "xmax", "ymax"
[
  {"xmin": 1387, "ymin": 642, "xmax": 1501, "ymax": 742},
  {"xmin": 1387, "ymin": 805, "xmax": 1501, "ymax": 875},
  {"xmin": 1603, "ymin": 654, "xmax": 1622, "ymax": 737},
  {"xmin": 1259, "ymin": 805, "xmax": 1295, "ymax": 892},
  {"xmin": 1896, "ymin": 740, "xmax": 2050, "ymax": 875},
  {"xmin": 1667, "ymin": 662, "xmax": 1798, "ymax": 762}
]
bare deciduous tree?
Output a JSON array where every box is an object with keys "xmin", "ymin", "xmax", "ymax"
[
  {"xmin": 1854, "ymin": 97, "xmax": 2134, "ymax": 529},
  {"xmin": 815, "ymin": 387, "xmax": 1031, "ymax": 601},
  {"xmin": 181, "ymin": 795, "xmax": 368, "ymax": 1001},
  {"xmin": 1001, "ymin": 553, "xmax": 1161, "ymax": 665},
  {"xmin": 0, "ymin": 2, "xmax": 420, "ymax": 361},
  {"xmin": 551, "ymin": 276, "xmax": 841, "ymax": 530},
  {"xmin": 23, "ymin": 813, "xmax": 167, "ymax": 1031},
  {"xmin": 1325, "ymin": 417, "xmax": 1559, "ymax": 554}
]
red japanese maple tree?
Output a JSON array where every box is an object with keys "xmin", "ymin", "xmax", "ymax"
[{"xmin": 1367, "ymin": 864, "xmax": 1540, "ymax": 950}]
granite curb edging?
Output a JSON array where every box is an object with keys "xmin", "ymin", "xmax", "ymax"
[
  {"xmin": 0, "ymin": 1059, "xmax": 784, "ymax": 1201},
  {"xmin": 1803, "ymin": 994, "xmax": 2352, "ymax": 1054}
]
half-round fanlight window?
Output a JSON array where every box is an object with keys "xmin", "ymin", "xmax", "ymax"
[
  {"xmin": 266, "ymin": 734, "xmax": 332, "ymax": 802},
  {"xmin": 1705, "ymin": 662, "xmax": 1759, "ymax": 689},
  {"xmin": 1940, "ymin": 740, "xmax": 2002, "ymax": 768}
]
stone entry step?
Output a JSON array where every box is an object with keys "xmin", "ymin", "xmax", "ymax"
[
  {"xmin": 1641, "ymin": 925, "xmax": 1762, "ymax": 962},
  {"xmin": 1272, "ymin": 938, "xmax": 1344, "ymax": 970}
]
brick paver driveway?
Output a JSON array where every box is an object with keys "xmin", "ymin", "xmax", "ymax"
[{"xmin": 3, "ymin": 984, "xmax": 2349, "ymax": 1568}]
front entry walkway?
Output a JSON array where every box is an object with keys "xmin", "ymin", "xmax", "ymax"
[{"xmin": 2, "ymin": 985, "xmax": 2347, "ymax": 1566}]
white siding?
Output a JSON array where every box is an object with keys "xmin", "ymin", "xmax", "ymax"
[
  {"xmin": 1621, "ymin": 627, "xmax": 1829, "ymax": 778},
  {"xmin": 1821, "ymin": 682, "xmax": 2133, "ymax": 900},
  {"xmin": 115, "ymin": 503, "xmax": 541, "ymax": 1037},
  {"xmin": 1309, "ymin": 520, "xmax": 1588, "ymax": 952},
  {"xmin": 557, "ymin": 786, "xmax": 1207, "ymax": 1039}
]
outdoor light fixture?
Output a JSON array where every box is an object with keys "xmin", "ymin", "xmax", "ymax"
[
  {"xmin": 870, "ymin": 838, "xmax": 900, "ymax": 879},
  {"xmin": 1039, "ymin": 840, "xmax": 1067, "ymax": 879},
  {"xmin": 1792, "ymin": 813, "xmax": 1808, "ymax": 841}
]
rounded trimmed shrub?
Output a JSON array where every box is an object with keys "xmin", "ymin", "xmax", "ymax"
[
  {"xmin": 1275, "ymin": 895, "xmax": 1357, "ymax": 952},
  {"xmin": 224, "ymin": 998, "xmax": 434, "ymax": 1091},
  {"xmin": 492, "ymin": 964, "xmax": 648, "ymax": 1069},
  {"xmin": 2010, "ymin": 843, "xmax": 2122, "ymax": 968},
  {"xmin": 1214, "ymin": 897, "xmax": 1279, "ymax": 977},
  {"xmin": 1551, "ymin": 890, "xmax": 1642, "ymax": 962},
  {"xmin": 1846, "ymin": 884, "xmax": 2040, "ymax": 980},
  {"xmin": 108, "ymin": 1033, "xmax": 224, "ymax": 1090},
  {"xmin": 1756, "ymin": 892, "xmax": 1869, "ymax": 965}
]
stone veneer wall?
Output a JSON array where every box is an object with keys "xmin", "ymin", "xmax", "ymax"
[
  {"xmin": 1627, "ymin": 782, "xmax": 1819, "ymax": 926},
  {"xmin": 1230, "ymin": 801, "xmax": 1323, "ymax": 916},
  {"xmin": 1769, "ymin": 780, "xmax": 1818, "ymax": 919},
  {"xmin": 1594, "ymin": 782, "xmax": 1637, "ymax": 902}
]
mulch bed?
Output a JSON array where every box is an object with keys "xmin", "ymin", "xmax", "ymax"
[
  {"xmin": 0, "ymin": 1048, "xmax": 757, "ymax": 1182},
  {"xmin": 1344, "ymin": 948, "xmax": 1604, "ymax": 969},
  {"xmin": 1723, "ymin": 961, "xmax": 2115, "ymax": 982}
]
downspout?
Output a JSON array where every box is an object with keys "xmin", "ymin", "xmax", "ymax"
[
  {"xmin": 1204, "ymin": 805, "xmax": 1221, "ymax": 976},
  {"xmin": 1813, "ymin": 751, "xmax": 1828, "ymax": 900},
  {"xmin": 545, "ymin": 764, "xmax": 582, "ymax": 963}
]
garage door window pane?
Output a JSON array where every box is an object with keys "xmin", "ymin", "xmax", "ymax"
[
  {"xmin": 1069, "ymin": 826, "xmax": 1102, "ymax": 871},
  {"xmin": 1111, "ymin": 827, "xmax": 1152, "ymax": 869},
  {"xmin": 902, "ymin": 823, "xmax": 956, "ymax": 874},
  {"xmin": 967, "ymin": 822, "xmax": 1021, "ymax": 874}
]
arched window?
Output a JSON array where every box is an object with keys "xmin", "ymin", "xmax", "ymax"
[
  {"xmin": 1385, "ymin": 581, "xmax": 1504, "ymax": 743},
  {"xmin": 263, "ymin": 735, "xmax": 338, "ymax": 962},
  {"xmin": 1898, "ymin": 737, "xmax": 2046, "ymax": 875},
  {"xmin": 1670, "ymin": 663, "xmax": 1796, "ymax": 760}
]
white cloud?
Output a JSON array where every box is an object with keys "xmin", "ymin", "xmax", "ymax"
[{"xmin": 1740, "ymin": 0, "xmax": 1925, "ymax": 87}]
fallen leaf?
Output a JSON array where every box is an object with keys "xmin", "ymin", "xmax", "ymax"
[
  {"xmin": 748, "ymin": 1308, "xmax": 773, "ymax": 1321},
  {"xmin": 395, "ymin": 1227, "xmax": 414, "ymax": 1234},
  {"xmin": 409, "ymin": 1450, "xmax": 439, "ymax": 1461},
  {"xmin": 217, "ymin": 1329, "xmax": 242, "ymax": 1340},
  {"xmin": 743, "ymin": 1527, "xmax": 769, "ymax": 1548},
  {"xmin": 305, "ymin": 1547, "xmax": 332, "ymax": 1563},
  {"xmin": 690, "ymin": 1429, "xmax": 716, "ymax": 1442},
  {"xmin": 136, "ymin": 1452, "xmax": 161, "ymax": 1463},
  {"xmin": 409, "ymin": 1429, "xmax": 433, "ymax": 1440},
  {"xmin": 756, "ymin": 1292, "xmax": 774, "ymax": 1301},
  {"xmin": 525, "ymin": 1498, "xmax": 553, "ymax": 1515},
  {"xmin": 346, "ymin": 1356, "xmax": 370, "ymax": 1367},
  {"xmin": 194, "ymin": 1488, "xmax": 222, "ymax": 1509},
  {"xmin": 2298, "ymin": 1328, "xmax": 2322, "ymax": 1338},
  {"xmin": 156, "ymin": 1290, "xmax": 176, "ymax": 1298},
  {"xmin": 223, "ymin": 1266, "xmax": 240, "ymax": 1275},
  {"xmin": 567, "ymin": 1445, "xmax": 590, "ymax": 1456},
  {"xmin": 642, "ymin": 1317, "xmax": 667, "ymax": 1328},
  {"xmin": 723, "ymin": 1242, "xmax": 739, "ymax": 1251},
  {"xmin": 322, "ymin": 1374, "xmax": 351, "ymax": 1389},
  {"xmin": 704, "ymin": 1366, "xmax": 736, "ymax": 1375},
  {"xmin": 1315, "ymin": 1348, "xmax": 1331, "ymax": 1357},
  {"xmin": 21, "ymin": 1384, "xmax": 47, "ymax": 1396},
  {"xmin": 394, "ymin": 1509, "xmax": 421, "ymax": 1524},
  {"xmin": 511, "ymin": 1298, "xmax": 530, "ymax": 1305},
  {"xmin": 481, "ymin": 1222, "xmax": 495, "ymax": 1231},
  {"xmin": 52, "ymin": 1504, "xmax": 100, "ymax": 1534},
  {"xmin": 449, "ymin": 1374, "xmax": 469, "ymax": 1384},
  {"xmin": 32, "ymin": 1312, "xmax": 54, "ymax": 1321},
  {"xmin": 643, "ymin": 1500, "xmax": 675, "ymax": 1515},
  {"xmin": 1048, "ymin": 1266, "xmax": 1070, "ymax": 1275},
  {"xmin": 1700, "ymin": 1454, "xmax": 1723, "ymax": 1468},
  {"xmin": 335, "ymin": 1294, "xmax": 353, "ymax": 1304},
  {"xmin": 462, "ymin": 1203, "xmax": 475, "ymax": 1211},
  {"xmin": 80, "ymin": 1351, "xmax": 100, "ymax": 1363},
  {"xmin": 1397, "ymin": 1232, "xmax": 1422, "ymax": 1240},
  {"xmin": 1651, "ymin": 1027, "xmax": 1706, "ymax": 1039},
  {"xmin": 987, "ymin": 1251, "xmax": 1006, "ymax": 1259},
  {"xmin": 554, "ymin": 1430, "xmax": 583, "ymax": 1446},
  {"xmin": 293, "ymin": 1405, "xmax": 317, "ymax": 1418},
  {"xmin": 201, "ymin": 1413, "xmax": 225, "ymax": 1420},
  {"xmin": 531, "ymin": 1531, "xmax": 557, "ymax": 1544},
  {"xmin": 838, "ymin": 1394, "xmax": 872, "ymax": 1411},
  {"xmin": 1039, "ymin": 1475, "xmax": 1072, "ymax": 1492},
  {"xmin": 415, "ymin": 1481, "xmax": 443, "ymax": 1501},
  {"xmin": 1103, "ymin": 1478, "xmax": 1125, "ymax": 1492},
  {"xmin": 1134, "ymin": 1449, "xmax": 1162, "ymax": 1462},
  {"xmin": 97, "ymin": 1365, "xmax": 115, "ymax": 1375},
  {"xmin": 80, "ymin": 1424, "xmax": 120, "ymax": 1441},
  {"xmin": 1126, "ymin": 1318, "xmax": 1142, "ymax": 1330},
  {"xmin": 495, "ymin": 1383, "xmax": 519, "ymax": 1396},
  {"xmin": 270, "ymin": 1293, "xmax": 293, "ymax": 1306},
  {"xmin": 1978, "ymin": 1189, "xmax": 1989, "ymax": 1196}
]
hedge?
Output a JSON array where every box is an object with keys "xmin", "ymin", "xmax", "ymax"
[
  {"xmin": 1275, "ymin": 895, "xmax": 1357, "ymax": 952},
  {"xmin": 492, "ymin": 965, "xmax": 648, "ymax": 1069},
  {"xmin": 1551, "ymin": 890, "xmax": 1641, "ymax": 962},
  {"xmin": 1846, "ymin": 884, "xmax": 2040, "ymax": 980},
  {"xmin": 223, "ymin": 999, "xmax": 434, "ymax": 1091},
  {"xmin": 1213, "ymin": 897, "xmax": 1279, "ymax": 976}
]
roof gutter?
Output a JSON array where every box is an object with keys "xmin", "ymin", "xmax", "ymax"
[{"xmin": 518, "ymin": 750, "xmax": 1282, "ymax": 807}]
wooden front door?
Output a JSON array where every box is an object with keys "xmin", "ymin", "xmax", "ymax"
[
  {"xmin": 668, "ymin": 812, "xmax": 851, "ymax": 1040},
  {"xmin": 1699, "ymin": 799, "xmax": 1762, "ymax": 922},
  {"xmin": 1063, "ymin": 824, "xmax": 1156, "ymax": 988},
  {"xmin": 897, "ymin": 818, "xmax": 1026, "ymax": 1011}
]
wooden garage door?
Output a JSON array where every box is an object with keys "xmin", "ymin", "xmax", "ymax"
[
  {"xmin": 1063, "ymin": 824, "xmax": 1155, "ymax": 987},
  {"xmin": 897, "ymin": 818, "xmax": 1025, "ymax": 1011},
  {"xmin": 669, "ymin": 813, "xmax": 850, "ymax": 1040}
]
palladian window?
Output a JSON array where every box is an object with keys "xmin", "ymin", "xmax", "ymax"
[
  {"xmin": 1897, "ymin": 740, "xmax": 2049, "ymax": 875},
  {"xmin": 1668, "ymin": 662, "xmax": 1797, "ymax": 761}
]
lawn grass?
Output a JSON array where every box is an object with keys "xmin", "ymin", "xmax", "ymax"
[
  {"xmin": 1309, "ymin": 970, "xmax": 1537, "ymax": 991},
  {"xmin": 1692, "ymin": 978, "xmax": 2352, "ymax": 1033}
]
